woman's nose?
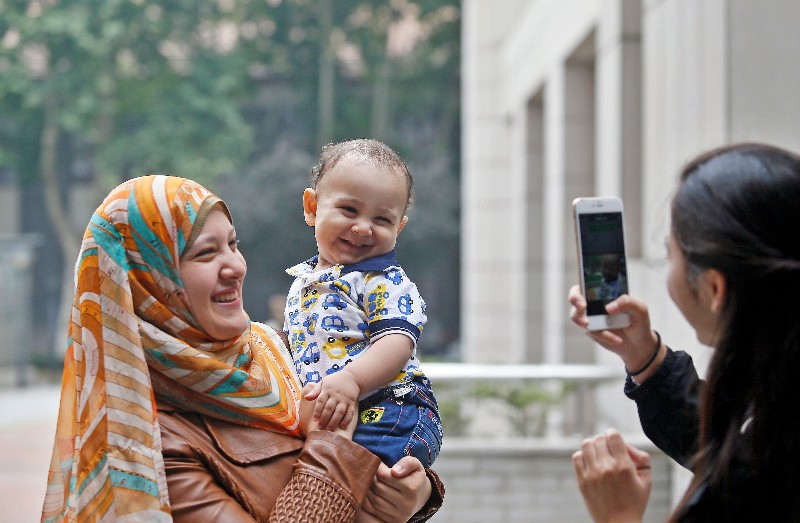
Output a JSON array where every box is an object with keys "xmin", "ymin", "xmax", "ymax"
[{"xmin": 221, "ymin": 252, "xmax": 247, "ymax": 279}]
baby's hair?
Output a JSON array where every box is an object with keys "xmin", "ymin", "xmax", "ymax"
[{"xmin": 309, "ymin": 138, "xmax": 415, "ymax": 208}]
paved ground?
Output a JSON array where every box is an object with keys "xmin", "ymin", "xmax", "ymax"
[{"xmin": 0, "ymin": 385, "xmax": 60, "ymax": 523}]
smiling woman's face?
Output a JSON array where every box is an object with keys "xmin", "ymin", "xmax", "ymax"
[{"xmin": 179, "ymin": 205, "xmax": 248, "ymax": 341}]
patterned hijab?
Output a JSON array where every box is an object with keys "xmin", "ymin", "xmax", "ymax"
[{"xmin": 42, "ymin": 175, "xmax": 301, "ymax": 522}]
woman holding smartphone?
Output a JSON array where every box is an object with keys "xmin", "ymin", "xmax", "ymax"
[{"xmin": 568, "ymin": 142, "xmax": 800, "ymax": 522}]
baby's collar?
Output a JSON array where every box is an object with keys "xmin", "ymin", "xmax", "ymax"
[
  {"xmin": 286, "ymin": 251, "xmax": 399, "ymax": 277},
  {"xmin": 339, "ymin": 250, "xmax": 399, "ymax": 275}
]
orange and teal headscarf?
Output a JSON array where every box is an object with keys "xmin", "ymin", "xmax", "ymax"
[{"xmin": 42, "ymin": 175, "xmax": 301, "ymax": 522}]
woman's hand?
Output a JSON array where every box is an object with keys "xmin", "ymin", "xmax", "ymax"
[
  {"xmin": 568, "ymin": 285, "xmax": 664, "ymax": 380},
  {"xmin": 361, "ymin": 456, "xmax": 431, "ymax": 522},
  {"xmin": 572, "ymin": 429, "xmax": 652, "ymax": 523},
  {"xmin": 299, "ymin": 383, "xmax": 357, "ymax": 439}
]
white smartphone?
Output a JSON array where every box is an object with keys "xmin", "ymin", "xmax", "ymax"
[{"xmin": 573, "ymin": 197, "xmax": 631, "ymax": 331}]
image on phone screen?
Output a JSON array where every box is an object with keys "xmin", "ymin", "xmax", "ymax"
[{"xmin": 578, "ymin": 212, "xmax": 629, "ymax": 316}]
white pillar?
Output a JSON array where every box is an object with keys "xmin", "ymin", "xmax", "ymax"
[{"xmin": 542, "ymin": 66, "xmax": 566, "ymax": 364}]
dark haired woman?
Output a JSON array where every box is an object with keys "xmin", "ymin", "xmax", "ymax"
[{"xmin": 568, "ymin": 142, "xmax": 800, "ymax": 522}]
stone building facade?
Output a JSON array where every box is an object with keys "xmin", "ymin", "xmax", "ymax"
[
  {"xmin": 458, "ymin": 1, "xmax": 800, "ymax": 512},
  {"xmin": 461, "ymin": 0, "xmax": 800, "ymax": 370}
]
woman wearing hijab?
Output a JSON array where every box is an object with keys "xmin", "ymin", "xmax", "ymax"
[{"xmin": 41, "ymin": 175, "xmax": 443, "ymax": 522}]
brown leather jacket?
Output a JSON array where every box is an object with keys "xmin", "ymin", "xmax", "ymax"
[{"xmin": 158, "ymin": 405, "xmax": 444, "ymax": 522}]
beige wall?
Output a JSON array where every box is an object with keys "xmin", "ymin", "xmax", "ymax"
[
  {"xmin": 462, "ymin": 0, "xmax": 800, "ymax": 369},
  {"xmin": 433, "ymin": 437, "xmax": 672, "ymax": 522},
  {"xmin": 729, "ymin": 1, "xmax": 800, "ymax": 148},
  {"xmin": 460, "ymin": 0, "xmax": 529, "ymax": 363},
  {"xmin": 462, "ymin": 0, "xmax": 800, "ymax": 506}
]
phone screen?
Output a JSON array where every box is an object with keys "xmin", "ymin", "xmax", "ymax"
[{"xmin": 578, "ymin": 211, "xmax": 629, "ymax": 315}]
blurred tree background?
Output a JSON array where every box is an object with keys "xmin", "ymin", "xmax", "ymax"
[{"xmin": 0, "ymin": 0, "xmax": 461, "ymax": 367}]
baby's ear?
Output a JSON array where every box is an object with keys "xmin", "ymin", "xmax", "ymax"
[
  {"xmin": 302, "ymin": 188, "xmax": 317, "ymax": 226},
  {"xmin": 396, "ymin": 215, "xmax": 409, "ymax": 235}
]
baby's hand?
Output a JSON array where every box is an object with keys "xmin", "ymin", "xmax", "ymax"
[{"xmin": 308, "ymin": 370, "xmax": 360, "ymax": 431}]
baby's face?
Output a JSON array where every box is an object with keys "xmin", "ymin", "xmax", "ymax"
[{"xmin": 304, "ymin": 158, "xmax": 409, "ymax": 270}]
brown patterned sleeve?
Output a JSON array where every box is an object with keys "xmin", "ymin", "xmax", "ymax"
[
  {"xmin": 409, "ymin": 468, "xmax": 446, "ymax": 522},
  {"xmin": 270, "ymin": 430, "xmax": 381, "ymax": 522}
]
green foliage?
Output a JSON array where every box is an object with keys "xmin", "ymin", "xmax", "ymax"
[
  {"xmin": 433, "ymin": 380, "xmax": 574, "ymax": 438},
  {"xmin": 436, "ymin": 396, "xmax": 469, "ymax": 438},
  {"xmin": 0, "ymin": 0, "xmax": 273, "ymax": 184},
  {"xmin": 469, "ymin": 381, "xmax": 570, "ymax": 437},
  {"xmin": 2, "ymin": 0, "xmax": 462, "ymax": 354},
  {"xmin": 0, "ymin": 0, "xmax": 460, "ymax": 177},
  {"xmin": 470, "ymin": 381, "xmax": 569, "ymax": 409}
]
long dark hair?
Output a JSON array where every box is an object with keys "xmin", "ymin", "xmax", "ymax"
[{"xmin": 670, "ymin": 143, "xmax": 800, "ymax": 521}]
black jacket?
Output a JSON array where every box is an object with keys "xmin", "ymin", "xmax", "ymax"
[{"xmin": 624, "ymin": 349, "xmax": 765, "ymax": 522}]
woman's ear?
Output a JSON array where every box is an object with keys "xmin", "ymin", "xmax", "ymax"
[
  {"xmin": 302, "ymin": 188, "xmax": 317, "ymax": 226},
  {"xmin": 700, "ymin": 268, "xmax": 727, "ymax": 314}
]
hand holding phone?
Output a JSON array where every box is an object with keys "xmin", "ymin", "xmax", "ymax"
[{"xmin": 573, "ymin": 197, "xmax": 631, "ymax": 331}]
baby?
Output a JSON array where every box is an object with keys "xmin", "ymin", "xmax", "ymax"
[{"xmin": 284, "ymin": 139, "xmax": 442, "ymax": 477}]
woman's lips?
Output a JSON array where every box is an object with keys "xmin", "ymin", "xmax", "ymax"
[{"xmin": 212, "ymin": 290, "xmax": 239, "ymax": 303}]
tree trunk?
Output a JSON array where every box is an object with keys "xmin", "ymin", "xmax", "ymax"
[
  {"xmin": 370, "ymin": 58, "xmax": 392, "ymax": 141},
  {"xmin": 317, "ymin": 0, "xmax": 335, "ymax": 147},
  {"xmin": 40, "ymin": 98, "xmax": 80, "ymax": 358}
]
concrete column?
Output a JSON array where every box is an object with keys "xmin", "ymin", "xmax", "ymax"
[
  {"xmin": 596, "ymin": 0, "xmax": 642, "ymax": 256},
  {"xmin": 524, "ymin": 94, "xmax": 546, "ymax": 363},
  {"xmin": 642, "ymin": 0, "xmax": 728, "ymax": 259},
  {"xmin": 460, "ymin": 0, "xmax": 529, "ymax": 362},
  {"xmin": 505, "ymin": 102, "xmax": 532, "ymax": 362},
  {"xmin": 542, "ymin": 67, "xmax": 566, "ymax": 365},
  {"xmin": 562, "ymin": 41, "xmax": 598, "ymax": 364},
  {"xmin": 729, "ymin": 0, "xmax": 800, "ymax": 147}
]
